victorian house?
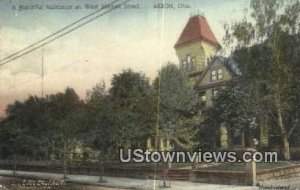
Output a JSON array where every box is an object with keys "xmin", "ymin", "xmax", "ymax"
[
  {"xmin": 174, "ymin": 15, "xmax": 243, "ymax": 148},
  {"xmin": 147, "ymin": 15, "xmax": 268, "ymax": 151}
]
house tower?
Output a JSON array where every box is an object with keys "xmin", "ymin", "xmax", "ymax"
[{"xmin": 174, "ymin": 15, "xmax": 221, "ymax": 75}]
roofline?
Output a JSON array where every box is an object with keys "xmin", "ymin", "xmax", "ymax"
[
  {"xmin": 193, "ymin": 56, "xmax": 236, "ymax": 89},
  {"xmin": 174, "ymin": 37, "xmax": 221, "ymax": 49},
  {"xmin": 174, "ymin": 15, "xmax": 221, "ymax": 49},
  {"xmin": 195, "ymin": 79, "xmax": 237, "ymax": 91},
  {"xmin": 194, "ymin": 56, "xmax": 222, "ymax": 85}
]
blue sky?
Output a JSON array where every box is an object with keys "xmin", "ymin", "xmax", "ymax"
[{"xmin": 0, "ymin": 0, "xmax": 250, "ymax": 115}]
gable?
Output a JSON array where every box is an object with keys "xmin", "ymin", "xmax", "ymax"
[{"xmin": 195, "ymin": 57, "xmax": 234, "ymax": 89}]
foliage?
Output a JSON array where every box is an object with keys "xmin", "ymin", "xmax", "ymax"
[
  {"xmin": 109, "ymin": 69, "xmax": 156, "ymax": 149},
  {"xmin": 223, "ymin": 0, "xmax": 300, "ymax": 159},
  {"xmin": 0, "ymin": 88, "xmax": 84, "ymax": 161},
  {"xmin": 197, "ymin": 82, "xmax": 257, "ymax": 148},
  {"xmin": 154, "ymin": 63, "xmax": 198, "ymax": 150}
]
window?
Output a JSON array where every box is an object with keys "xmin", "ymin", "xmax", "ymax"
[
  {"xmin": 200, "ymin": 95, "xmax": 206, "ymax": 107},
  {"xmin": 204, "ymin": 58, "xmax": 209, "ymax": 67},
  {"xmin": 182, "ymin": 54, "xmax": 195, "ymax": 72},
  {"xmin": 193, "ymin": 59, "xmax": 196, "ymax": 69},
  {"xmin": 198, "ymin": 93, "xmax": 206, "ymax": 108},
  {"xmin": 187, "ymin": 55, "xmax": 191, "ymax": 64},
  {"xmin": 212, "ymin": 89, "xmax": 219, "ymax": 97},
  {"xmin": 211, "ymin": 70, "xmax": 217, "ymax": 81},
  {"xmin": 217, "ymin": 69, "xmax": 223, "ymax": 79},
  {"xmin": 187, "ymin": 55, "xmax": 192, "ymax": 71},
  {"xmin": 211, "ymin": 69, "xmax": 223, "ymax": 81},
  {"xmin": 182, "ymin": 60, "xmax": 187, "ymax": 70},
  {"xmin": 186, "ymin": 62, "xmax": 189, "ymax": 71},
  {"xmin": 180, "ymin": 60, "xmax": 184, "ymax": 69},
  {"xmin": 201, "ymin": 95, "xmax": 206, "ymax": 102}
]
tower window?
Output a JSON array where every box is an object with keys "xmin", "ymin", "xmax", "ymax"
[
  {"xmin": 205, "ymin": 58, "xmax": 209, "ymax": 67},
  {"xmin": 183, "ymin": 54, "xmax": 195, "ymax": 72},
  {"xmin": 187, "ymin": 55, "xmax": 191, "ymax": 64},
  {"xmin": 186, "ymin": 62, "xmax": 189, "ymax": 71},
  {"xmin": 182, "ymin": 60, "xmax": 187, "ymax": 70},
  {"xmin": 187, "ymin": 55, "xmax": 191, "ymax": 71}
]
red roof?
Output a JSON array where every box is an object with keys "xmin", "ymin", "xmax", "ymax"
[{"xmin": 175, "ymin": 15, "xmax": 220, "ymax": 48}]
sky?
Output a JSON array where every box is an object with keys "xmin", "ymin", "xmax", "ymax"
[{"xmin": 0, "ymin": 0, "xmax": 250, "ymax": 116}]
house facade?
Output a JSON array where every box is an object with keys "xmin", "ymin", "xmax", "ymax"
[
  {"xmin": 174, "ymin": 15, "xmax": 240, "ymax": 149},
  {"xmin": 146, "ymin": 15, "xmax": 269, "ymax": 151}
]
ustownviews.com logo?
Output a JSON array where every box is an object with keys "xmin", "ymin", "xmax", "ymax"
[{"xmin": 119, "ymin": 149, "xmax": 278, "ymax": 163}]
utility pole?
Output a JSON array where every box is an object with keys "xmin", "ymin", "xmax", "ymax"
[{"xmin": 41, "ymin": 48, "xmax": 44, "ymax": 98}]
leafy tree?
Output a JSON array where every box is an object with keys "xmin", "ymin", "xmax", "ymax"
[
  {"xmin": 1, "ymin": 97, "xmax": 48, "ymax": 161},
  {"xmin": 1, "ymin": 88, "xmax": 84, "ymax": 176},
  {"xmin": 109, "ymin": 69, "xmax": 156, "ymax": 150},
  {"xmin": 224, "ymin": 0, "xmax": 300, "ymax": 159},
  {"xmin": 84, "ymin": 82, "xmax": 113, "ymax": 182},
  {"xmin": 0, "ymin": 119, "xmax": 31, "ymax": 175},
  {"xmin": 47, "ymin": 88, "xmax": 84, "ymax": 178},
  {"xmin": 153, "ymin": 63, "xmax": 198, "ymax": 151},
  {"xmin": 281, "ymin": 34, "xmax": 300, "ymax": 146},
  {"xmin": 197, "ymin": 82, "xmax": 257, "ymax": 149}
]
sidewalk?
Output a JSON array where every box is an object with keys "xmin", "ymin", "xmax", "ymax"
[{"xmin": 0, "ymin": 170, "xmax": 258, "ymax": 190}]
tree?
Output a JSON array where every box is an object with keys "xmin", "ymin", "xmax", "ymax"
[
  {"xmin": 109, "ymin": 69, "xmax": 156, "ymax": 150},
  {"xmin": 280, "ymin": 34, "xmax": 300, "ymax": 147},
  {"xmin": 1, "ymin": 97, "xmax": 48, "ymax": 161},
  {"xmin": 0, "ymin": 119, "xmax": 31, "ymax": 176},
  {"xmin": 47, "ymin": 88, "xmax": 84, "ymax": 178},
  {"xmin": 153, "ymin": 63, "xmax": 198, "ymax": 151},
  {"xmin": 0, "ymin": 88, "xmax": 84, "ymax": 177},
  {"xmin": 84, "ymin": 82, "xmax": 112, "ymax": 182},
  {"xmin": 224, "ymin": 0, "xmax": 300, "ymax": 159},
  {"xmin": 197, "ymin": 82, "xmax": 257, "ymax": 149}
]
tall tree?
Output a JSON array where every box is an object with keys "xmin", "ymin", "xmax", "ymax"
[
  {"xmin": 47, "ymin": 88, "xmax": 84, "ymax": 178},
  {"xmin": 225, "ymin": 0, "xmax": 300, "ymax": 159},
  {"xmin": 109, "ymin": 69, "xmax": 156, "ymax": 150},
  {"xmin": 84, "ymin": 82, "xmax": 112, "ymax": 182},
  {"xmin": 153, "ymin": 63, "xmax": 198, "ymax": 150}
]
